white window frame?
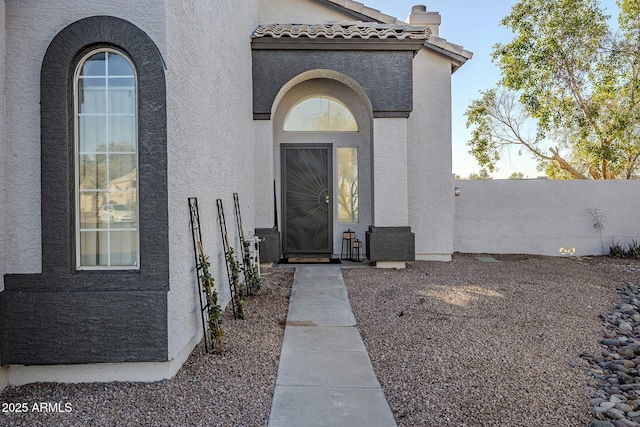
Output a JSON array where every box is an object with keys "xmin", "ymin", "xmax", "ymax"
[
  {"xmin": 284, "ymin": 95, "xmax": 358, "ymax": 132},
  {"xmin": 74, "ymin": 48, "xmax": 140, "ymax": 270}
]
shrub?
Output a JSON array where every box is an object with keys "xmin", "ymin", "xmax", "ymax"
[{"xmin": 610, "ymin": 239, "xmax": 640, "ymax": 259}]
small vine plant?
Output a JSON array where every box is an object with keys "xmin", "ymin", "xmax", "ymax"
[
  {"xmin": 197, "ymin": 247, "xmax": 224, "ymax": 353},
  {"xmin": 226, "ymin": 246, "xmax": 245, "ymax": 320},
  {"xmin": 242, "ymin": 237, "xmax": 261, "ymax": 295}
]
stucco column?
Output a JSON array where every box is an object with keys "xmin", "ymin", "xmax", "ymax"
[
  {"xmin": 372, "ymin": 117, "xmax": 409, "ymax": 226},
  {"xmin": 368, "ymin": 117, "xmax": 414, "ymax": 266},
  {"xmin": 253, "ymin": 120, "xmax": 281, "ymax": 263},
  {"xmin": 253, "ymin": 120, "xmax": 275, "ymax": 227}
]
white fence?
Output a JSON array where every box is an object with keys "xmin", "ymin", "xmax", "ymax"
[{"xmin": 453, "ymin": 179, "xmax": 640, "ymax": 257}]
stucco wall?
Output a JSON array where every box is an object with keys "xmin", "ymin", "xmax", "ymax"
[
  {"xmin": 372, "ymin": 118, "xmax": 409, "ymax": 226},
  {"xmin": 259, "ymin": 0, "xmax": 348, "ymax": 23},
  {"xmin": 454, "ymin": 180, "xmax": 640, "ymax": 256},
  {"xmin": 0, "ymin": 0, "xmax": 7, "ymax": 385},
  {"xmin": 254, "ymin": 120, "xmax": 275, "ymax": 228},
  {"xmin": 408, "ymin": 48, "xmax": 454, "ymax": 261},
  {"xmin": 0, "ymin": 2, "xmax": 6, "ymax": 293},
  {"xmin": 166, "ymin": 0, "xmax": 259, "ymax": 360},
  {"xmin": 3, "ymin": 1, "xmax": 167, "ymax": 275}
]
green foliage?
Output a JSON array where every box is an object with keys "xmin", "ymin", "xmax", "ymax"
[
  {"xmin": 226, "ymin": 246, "xmax": 245, "ymax": 320},
  {"xmin": 468, "ymin": 168, "xmax": 493, "ymax": 180},
  {"xmin": 508, "ymin": 172, "xmax": 525, "ymax": 179},
  {"xmin": 466, "ymin": 0, "xmax": 640, "ymax": 179},
  {"xmin": 241, "ymin": 238, "xmax": 261, "ymax": 295},
  {"xmin": 197, "ymin": 251, "xmax": 224, "ymax": 352},
  {"xmin": 610, "ymin": 239, "xmax": 640, "ymax": 258},
  {"xmin": 544, "ymin": 162, "xmax": 575, "ymax": 180}
]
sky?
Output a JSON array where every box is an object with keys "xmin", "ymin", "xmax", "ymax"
[{"xmin": 362, "ymin": 0, "xmax": 620, "ymax": 179}]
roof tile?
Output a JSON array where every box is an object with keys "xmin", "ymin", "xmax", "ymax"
[{"xmin": 252, "ymin": 21, "xmax": 430, "ymax": 40}]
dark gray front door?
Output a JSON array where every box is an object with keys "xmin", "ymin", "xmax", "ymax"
[{"xmin": 282, "ymin": 144, "xmax": 333, "ymax": 256}]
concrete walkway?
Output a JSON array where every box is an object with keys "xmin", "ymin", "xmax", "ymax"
[{"xmin": 268, "ymin": 265, "xmax": 397, "ymax": 427}]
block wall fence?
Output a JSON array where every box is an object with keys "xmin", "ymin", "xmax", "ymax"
[{"xmin": 453, "ymin": 179, "xmax": 640, "ymax": 257}]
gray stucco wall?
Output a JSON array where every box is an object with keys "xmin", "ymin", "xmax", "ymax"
[
  {"xmin": 1, "ymin": 290, "xmax": 167, "ymax": 365},
  {"xmin": 252, "ymin": 50, "xmax": 415, "ymax": 119},
  {"xmin": 1, "ymin": 15, "xmax": 169, "ymax": 365}
]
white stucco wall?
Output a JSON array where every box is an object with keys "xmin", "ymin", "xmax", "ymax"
[
  {"xmin": 454, "ymin": 180, "xmax": 640, "ymax": 256},
  {"xmin": 372, "ymin": 118, "xmax": 409, "ymax": 226},
  {"xmin": 408, "ymin": 48, "xmax": 455, "ymax": 261},
  {"xmin": 259, "ymin": 0, "xmax": 348, "ymax": 23},
  {"xmin": 3, "ymin": 0, "xmax": 167, "ymax": 275},
  {"xmin": 0, "ymin": 0, "xmax": 7, "ymax": 387},
  {"xmin": 254, "ymin": 120, "xmax": 275, "ymax": 228},
  {"xmin": 165, "ymin": 0, "xmax": 259, "ymax": 361},
  {"xmin": 0, "ymin": 2, "xmax": 7, "ymax": 293}
]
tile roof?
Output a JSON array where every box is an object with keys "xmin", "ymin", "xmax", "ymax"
[
  {"xmin": 252, "ymin": 21, "xmax": 430, "ymax": 41},
  {"xmin": 318, "ymin": 0, "xmax": 473, "ymax": 67}
]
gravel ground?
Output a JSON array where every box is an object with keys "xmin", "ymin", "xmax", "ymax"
[
  {"xmin": 342, "ymin": 254, "xmax": 640, "ymax": 427},
  {"xmin": 0, "ymin": 268, "xmax": 293, "ymax": 427},
  {"xmin": 2, "ymin": 255, "xmax": 639, "ymax": 427}
]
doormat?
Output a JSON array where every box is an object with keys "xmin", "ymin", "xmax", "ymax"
[{"xmin": 279, "ymin": 258, "xmax": 342, "ymax": 264}]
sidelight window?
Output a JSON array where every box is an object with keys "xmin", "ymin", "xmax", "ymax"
[{"xmin": 337, "ymin": 147, "xmax": 359, "ymax": 223}]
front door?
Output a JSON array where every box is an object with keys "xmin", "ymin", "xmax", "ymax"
[{"xmin": 282, "ymin": 144, "xmax": 333, "ymax": 256}]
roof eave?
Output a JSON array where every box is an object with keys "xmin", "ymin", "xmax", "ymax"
[
  {"xmin": 314, "ymin": 0, "xmax": 379, "ymax": 22},
  {"xmin": 314, "ymin": 0, "xmax": 402, "ymax": 25},
  {"xmin": 422, "ymin": 41, "xmax": 473, "ymax": 74},
  {"xmin": 314, "ymin": 0, "xmax": 473, "ymax": 70},
  {"xmin": 251, "ymin": 36, "xmax": 426, "ymax": 54}
]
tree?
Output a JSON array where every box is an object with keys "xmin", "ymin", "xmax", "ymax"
[
  {"xmin": 468, "ymin": 168, "xmax": 493, "ymax": 180},
  {"xmin": 466, "ymin": 0, "xmax": 640, "ymax": 179},
  {"xmin": 508, "ymin": 172, "xmax": 525, "ymax": 179}
]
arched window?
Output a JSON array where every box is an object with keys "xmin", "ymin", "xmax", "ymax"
[
  {"xmin": 75, "ymin": 49, "xmax": 138, "ymax": 269},
  {"xmin": 284, "ymin": 96, "xmax": 358, "ymax": 131}
]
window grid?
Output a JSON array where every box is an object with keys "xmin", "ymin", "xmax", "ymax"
[
  {"xmin": 284, "ymin": 95, "xmax": 358, "ymax": 132},
  {"xmin": 75, "ymin": 49, "xmax": 139, "ymax": 269}
]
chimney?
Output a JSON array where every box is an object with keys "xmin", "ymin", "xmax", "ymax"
[{"xmin": 406, "ymin": 5, "xmax": 441, "ymax": 37}]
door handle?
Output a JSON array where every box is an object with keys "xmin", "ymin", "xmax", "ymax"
[{"xmin": 325, "ymin": 195, "xmax": 330, "ymax": 204}]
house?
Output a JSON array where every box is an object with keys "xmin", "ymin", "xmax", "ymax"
[{"xmin": 0, "ymin": 0, "xmax": 470, "ymax": 388}]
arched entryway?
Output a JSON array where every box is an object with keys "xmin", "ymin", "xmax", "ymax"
[{"xmin": 272, "ymin": 73, "xmax": 373, "ymax": 257}]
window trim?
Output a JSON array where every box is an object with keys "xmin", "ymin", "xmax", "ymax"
[
  {"xmin": 36, "ymin": 15, "xmax": 169, "ymax": 284},
  {"xmin": 73, "ymin": 48, "xmax": 140, "ymax": 270},
  {"xmin": 0, "ymin": 15, "xmax": 170, "ymax": 366}
]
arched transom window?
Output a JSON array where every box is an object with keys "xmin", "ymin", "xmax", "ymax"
[
  {"xmin": 284, "ymin": 96, "xmax": 358, "ymax": 132},
  {"xmin": 74, "ymin": 48, "xmax": 139, "ymax": 269}
]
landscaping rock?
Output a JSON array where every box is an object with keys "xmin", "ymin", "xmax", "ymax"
[{"xmin": 583, "ymin": 282, "xmax": 640, "ymax": 426}]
